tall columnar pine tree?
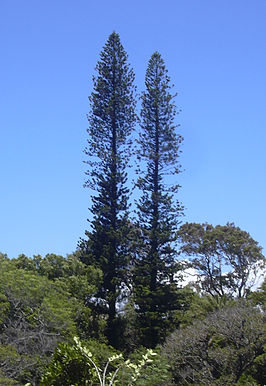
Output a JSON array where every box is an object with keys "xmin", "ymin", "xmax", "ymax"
[
  {"xmin": 133, "ymin": 52, "xmax": 184, "ymax": 348},
  {"xmin": 79, "ymin": 32, "xmax": 136, "ymax": 348}
]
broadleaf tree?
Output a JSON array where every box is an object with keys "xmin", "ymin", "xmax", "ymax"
[
  {"xmin": 163, "ymin": 301, "xmax": 265, "ymax": 385},
  {"xmin": 79, "ymin": 32, "xmax": 136, "ymax": 348},
  {"xmin": 133, "ymin": 52, "xmax": 184, "ymax": 347},
  {"xmin": 178, "ymin": 222, "xmax": 265, "ymax": 298}
]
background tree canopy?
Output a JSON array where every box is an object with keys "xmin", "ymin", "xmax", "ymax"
[{"xmin": 178, "ymin": 222, "xmax": 265, "ymax": 298}]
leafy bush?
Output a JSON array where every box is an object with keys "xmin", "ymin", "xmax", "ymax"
[{"xmin": 41, "ymin": 337, "xmax": 171, "ymax": 385}]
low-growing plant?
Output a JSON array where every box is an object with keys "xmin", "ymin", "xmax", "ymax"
[{"xmin": 39, "ymin": 336, "xmax": 172, "ymax": 385}]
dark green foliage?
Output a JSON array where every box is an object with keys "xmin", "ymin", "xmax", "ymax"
[
  {"xmin": 0, "ymin": 374, "xmax": 19, "ymax": 385},
  {"xmin": 239, "ymin": 347, "xmax": 266, "ymax": 385},
  {"xmin": 41, "ymin": 339, "xmax": 118, "ymax": 386},
  {"xmin": 179, "ymin": 291, "xmax": 235, "ymax": 327},
  {"xmin": 42, "ymin": 337, "xmax": 173, "ymax": 386},
  {"xmin": 178, "ymin": 222, "xmax": 265, "ymax": 298},
  {"xmin": 41, "ymin": 341, "xmax": 93, "ymax": 386},
  {"xmin": 79, "ymin": 32, "xmax": 136, "ymax": 348},
  {"xmin": 249, "ymin": 278, "xmax": 266, "ymax": 312},
  {"xmin": 163, "ymin": 301, "xmax": 265, "ymax": 385},
  {"xmin": 133, "ymin": 52, "xmax": 183, "ymax": 347}
]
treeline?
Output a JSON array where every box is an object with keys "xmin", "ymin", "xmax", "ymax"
[
  {"xmin": 0, "ymin": 253, "xmax": 265, "ymax": 385},
  {"xmin": 0, "ymin": 32, "xmax": 265, "ymax": 385}
]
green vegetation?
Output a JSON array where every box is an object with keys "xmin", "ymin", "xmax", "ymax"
[
  {"xmin": 163, "ymin": 301, "xmax": 265, "ymax": 385},
  {"xmin": 178, "ymin": 222, "xmax": 265, "ymax": 298},
  {"xmin": 78, "ymin": 31, "xmax": 136, "ymax": 348},
  {"xmin": 0, "ymin": 32, "xmax": 265, "ymax": 385},
  {"xmin": 133, "ymin": 52, "xmax": 184, "ymax": 348}
]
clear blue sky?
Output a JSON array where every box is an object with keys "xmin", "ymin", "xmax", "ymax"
[{"xmin": 1, "ymin": 0, "xmax": 265, "ymax": 258}]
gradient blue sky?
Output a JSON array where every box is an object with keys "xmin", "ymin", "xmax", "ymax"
[{"xmin": 1, "ymin": 0, "xmax": 265, "ymax": 258}]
